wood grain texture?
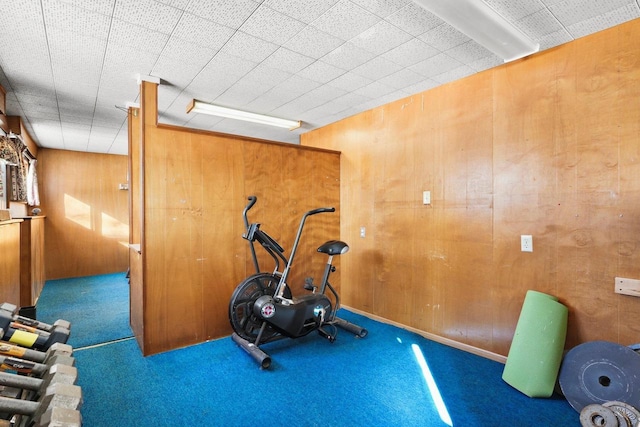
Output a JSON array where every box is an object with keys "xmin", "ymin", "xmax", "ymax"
[
  {"xmin": 302, "ymin": 19, "xmax": 640, "ymax": 356},
  {"xmin": 0, "ymin": 221, "xmax": 21, "ymax": 305},
  {"xmin": 19, "ymin": 217, "xmax": 45, "ymax": 306},
  {"xmin": 39, "ymin": 149, "xmax": 129, "ymax": 280},
  {"xmin": 135, "ymin": 82, "xmax": 341, "ymax": 355}
]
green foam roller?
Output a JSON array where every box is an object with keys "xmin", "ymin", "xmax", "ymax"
[{"xmin": 502, "ymin": 290, "xmax": 568, "ymax": 398}]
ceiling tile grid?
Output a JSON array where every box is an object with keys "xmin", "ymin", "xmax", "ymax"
[{"xmin": 0, "ymin": 0, "xmax": 638, "ymax": 155}]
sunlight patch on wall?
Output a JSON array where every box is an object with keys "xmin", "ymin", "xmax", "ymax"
[
  {"xmin": 64, "ymin": 194, "xmax": 92, "ymax": 230},
  {"xmin": 102, "ymin": 212, "xmax": 128, "ymax": 247},
  {"xmin": 412, "ymin": 343, "xmax": 453, "ymax": 426}
]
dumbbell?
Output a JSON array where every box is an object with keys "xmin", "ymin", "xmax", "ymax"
[
  {"xmin": 0, "ymin": 382, "xmax": 82, "ymax": 427},
  {"xmin": 0, "ymin": 352, "xmax": 75, "ymax": 378},
  {"xmin": 0, "ymin": 341, "xmax": 73, "ymax": 365},
  {"xmin": 0, "ymin": 303, "xmax": 71, "ymax": 332},
  {"xmin": 0, "ymin": 321, "xmax": 70, "ymax": 353},
  {"xmin": 0, "ymin": 364, "xmax": 77, "ymax": 400}
]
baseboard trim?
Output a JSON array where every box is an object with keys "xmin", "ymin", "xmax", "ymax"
[{"xmin": 342, "ymin": 305, "xmax": 508, "ymax": 364}]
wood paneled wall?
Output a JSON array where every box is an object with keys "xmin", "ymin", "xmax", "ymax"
[
  {"xmin": 302, "ymin": 19, "xmax": 640, "ymax": 356},
  {"xmin": 0, "ymin": 221, "xmax": 21, "ymax": 305},
  {"xmin": 132, "ymin": 81, "xmax": 341, "ymax": 355},
  {"xmin": 39, "ymin": 149, "xmax": 129, "ymax": 279}
]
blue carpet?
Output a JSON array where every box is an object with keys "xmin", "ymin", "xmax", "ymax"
[
  {"xmin": 36, "ymin": 272, "xmax": 133, "ymax": 348},
  {"xmin": 73, "ymin": 308, "xmax": 579, "ymax": 426}
]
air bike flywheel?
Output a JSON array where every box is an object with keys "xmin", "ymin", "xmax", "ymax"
[{"xmin": 559, "ymin": 340, "xmax": 640, "ymax": 413}]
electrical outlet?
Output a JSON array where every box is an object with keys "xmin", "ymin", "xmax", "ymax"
[
  {"xmin": 360, "ymin": 227, "xmax": 366, "ymax": 238},
  {"xmin": 521, "ymin": 235, "xmax": 533, "ymax": 252}
]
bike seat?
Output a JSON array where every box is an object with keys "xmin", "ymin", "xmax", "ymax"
[{"xmin": 317, "ymin": 240, "xmax": 349, "ymax": 255}]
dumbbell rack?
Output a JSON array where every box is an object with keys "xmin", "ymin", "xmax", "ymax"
[{"xmin": 0, "ymin": 303, "xmax": 81, "ymax": 426}]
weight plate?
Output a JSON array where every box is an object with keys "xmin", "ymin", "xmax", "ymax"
[
  {"xmin": 603, "ymin": 401, "xmax": 640, "ymax": 426},
  {"xmin": 559, "ymin": 340, "xmax": 640, "ymax": 413},
  {"xmin": 580, "ymin": 404, "xmax": 619, "ymax": 427}
]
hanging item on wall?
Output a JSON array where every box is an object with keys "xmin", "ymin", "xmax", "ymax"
[
  {"xmin": 0, "ymin": 135, "xmax": 28, "ymax": 203},
  {"xmin": 0, "ymin": 158, "xmax": 6, "ymax": 210}
]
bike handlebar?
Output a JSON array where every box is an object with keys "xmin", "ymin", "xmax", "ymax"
[{"xmin": 306, "ymin": 207, "xmax": 335, "ymax": 216}]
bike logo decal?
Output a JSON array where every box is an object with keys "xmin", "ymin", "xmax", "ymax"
[{"xmin": 261, "ymin": 303, "xmax": 276, "ymax": 318}]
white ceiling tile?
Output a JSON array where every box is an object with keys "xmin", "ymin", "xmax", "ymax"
[
  {"xmin": 351, "ymin": 56, "xmax": 404, "ymax": 80},
  {"xmin": 377, "ymin": 68, "xmax": 426, "ymax": 90},
  {"xmin": 107, "ymin": 129, "xmax": 129, "ymax": 155},
  {"xmin": 483, "ymin": 0, "xmax": 547, "ymax": 21},
  {"xmin": 55, "ymin": 0, "xmax": 116, "ymax": 16},
  {"xmin": 114, "ymin": 0, "xmax": 182, "ymax": 34},
  {"xmin": 432, "ymin": 65, "xmax": 476, "ymax": 85},
  {"xmin": 409, "ymin": 53, "xmax": 463, "ymax": 78},
  {"xmin": 418, "ymin": 23, "xmax": 470, "ymax": 50},
  {"xmin": 381, "ymin": 37, "xmax": 440, "ymax": 67},
  {"xmin": 283, "ymin": 25, "xmax": 344, "ymax": 59},
  {"xmin": 109, "ymin": 19, "xmax": 170, "ymax": 54},
  {"xmin": 516, "ymin": 8, "xmax": 566, "ymax": 39},
  {"xmin": 186, "ymin": 0, "xmax": 260, "ymax": 29},
  {"xmin": 353, "ymin": 81, "xmax": 397, "ymax": 99},
  {"xmin": 320, "ymin": 43, "xmax": 376, "ymax": 70},
  {"xmin": 220, "ymin": 31, "xmax": 279, "ymax": 63},
  {"xmin": 445, "ymin": 41, "xmax": 494, "ymax": 64},
  {"xmin": 326, "ymin": 72, "xmax": 373, "ymax": 92},
  {"xmin": 549, "ymin": 0, "xmax": 634, "ymax": 27},
  {"xmin": 536, "ymin": 29, "xmax": 574, "ymax": 50},
  {"xmin": 240, "ymin": 6, "xmax": 306, "ymax": 44},
  {"xmin": 402, "ymin": 79, "xmax": 439, "ymax": 95},
  {"xmin": 186, "ymin": 52, "xmax": 258, "ymax": 98},
  {"xmin": 565, "ymin": 3, "xmax": 640, "ymax": 38},
  {"xmin": 297, "ymin": 61, "xmax": 346, "ymax": 84},
  {"xmin": 170, "ymin": 13, "xmax": 235, "ymax": 50},
  {"xmin": 263, "ymin": 0, "xmax": 339, "ymax": 24},
  {"xmin": 312, "ymin": 0, "xmax": 380, "ymax": 41},
  {"xmin": 385, "ymin": 3, "xmax": 442, "ymax": 36},
  {"xmin": 271, "ymin": 75, "xmax": 323, "ymax": 96},
  {"xmin": 350, "ymin": 0, "xmax": 410, "ymax": 18},
  {"xmin": 467, "ymin": 55, "xmax": 503, "ymax": 73},
  {"xmin": 156, "ymin": 0, "xmax": 190, "ymax": 10},
  {"xmin": 262, "ymin": 48, "xmax": 316, "ymax": 73},
  {"xmin": 350, "ymin": 20, "xmax": 413, "ymax": 55},
  {"xmin": 42, "ymin": 0, "xmax": 112, "ymax": 39}
]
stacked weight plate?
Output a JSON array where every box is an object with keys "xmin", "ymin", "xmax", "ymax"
[{"xmin": 559, "ymin": 340, "xmax": 640, "ymax": 427}]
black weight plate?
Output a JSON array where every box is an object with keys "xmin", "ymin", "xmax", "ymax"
[{"xmin": 559, "ymin": 340, "xmax": 640, "ymax": 413}]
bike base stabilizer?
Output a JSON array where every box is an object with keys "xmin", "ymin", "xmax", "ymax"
[{"xmin": 232, "ymin": 332, "xmax": 271, "ymax": 369}]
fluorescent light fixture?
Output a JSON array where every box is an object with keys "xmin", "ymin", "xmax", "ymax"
[
  {"xmin": 412, "ymin": 0, "xmax": 539, "ymax": 62},
  {"xmin": 186, "ymin": 99, "xmax": 301, "ymax": 130}
]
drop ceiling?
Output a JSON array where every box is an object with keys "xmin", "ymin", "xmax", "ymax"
[{"xmin": 0, "ymin": 0, "xmax": 638, "ymax": 155}]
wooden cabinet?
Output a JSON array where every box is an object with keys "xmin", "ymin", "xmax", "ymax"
[
  {"xmin": 19, "ymin": 216, "xmax": 45, "ymax": 306},
  {"xmin": 0, "ymin": 220, "xmax": 22, "ymax": 306}
]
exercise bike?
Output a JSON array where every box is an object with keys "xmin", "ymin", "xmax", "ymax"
[{"xmin": 229, "ymin": 196, "xmax": 367, "ymax": 368}]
